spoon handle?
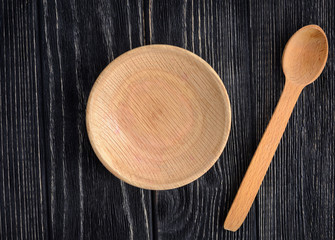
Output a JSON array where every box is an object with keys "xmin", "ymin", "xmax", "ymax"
[{"xmin": 224, "ymin": 80, "xmax": 303, "ymax": 231}]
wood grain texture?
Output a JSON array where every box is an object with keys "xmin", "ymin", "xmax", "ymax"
[
  {"xmin": 39, "ymin": 0, "xmax": 152, "ymax": 239},
  {"xmin": 0, "ymin": 0, "xmax": 48, "ymax": 239}
]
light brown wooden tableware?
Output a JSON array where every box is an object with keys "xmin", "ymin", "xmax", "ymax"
[
  {"xmin": 86, "ymin": 45, "xmax": 231, "ymax": 190},
  {"xmin": 224, "ymin": 25, "xmax": 328, "ymax": 231}
]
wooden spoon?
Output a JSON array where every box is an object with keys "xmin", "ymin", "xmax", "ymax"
[{"xmin": 224, "ymin": 25, "xmax": 328, "ymax": 231}]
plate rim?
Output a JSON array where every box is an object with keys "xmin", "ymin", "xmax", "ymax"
[{"xmin": 86, "ymin": 44, "xmax": 231, "ymax": 190}]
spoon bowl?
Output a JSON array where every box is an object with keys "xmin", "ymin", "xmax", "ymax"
[{"xmin": 282, "ymin": 25, "xmax": 328, "ymax": 85}]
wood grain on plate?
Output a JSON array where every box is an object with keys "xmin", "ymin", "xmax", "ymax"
[{"xmin": 86, "ymin": 45, "xmax": 231, "ymax": 190}]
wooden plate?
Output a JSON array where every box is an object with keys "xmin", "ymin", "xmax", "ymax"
[{"xmin": 86, "ymin": 45, "xmax": 231, "ymax": 190}]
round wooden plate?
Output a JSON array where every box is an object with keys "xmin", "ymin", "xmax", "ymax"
[{"xmin": 86, "ymin": 45, "xmax": 231, "ymax": 190}]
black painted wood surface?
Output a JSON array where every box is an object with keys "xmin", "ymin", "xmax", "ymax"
[
  {"xmin": 1, "ymin": 0, "xmax": 334, "ymax": 239},
  {"xmin": 0, "ymin": 1, "xmax": 48, "ymax": 239}
]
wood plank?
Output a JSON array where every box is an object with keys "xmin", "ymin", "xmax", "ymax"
[
  {"xmin": 39, "ymin": 0, "xmax": 152, "ymax": 239},
  {"xmin": 250, "ymin": 1, "xmax": 335, "ymax": 239},
  {"xmin": 0, "ymin": 0, "xmax": 48, "ymax": 239},
  {"xmin": 148, "ymin": 0, "xmax": 258, "ymax": 239}
]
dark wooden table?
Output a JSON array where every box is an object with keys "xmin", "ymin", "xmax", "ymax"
[{"xmin": 1, "ymin": 0, "xmax": 334, "ymax": 239}]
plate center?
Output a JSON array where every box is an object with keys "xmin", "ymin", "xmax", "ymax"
[{"xmin": 115, "ymin": 70, "xmax": 198, "ymax": 154}]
